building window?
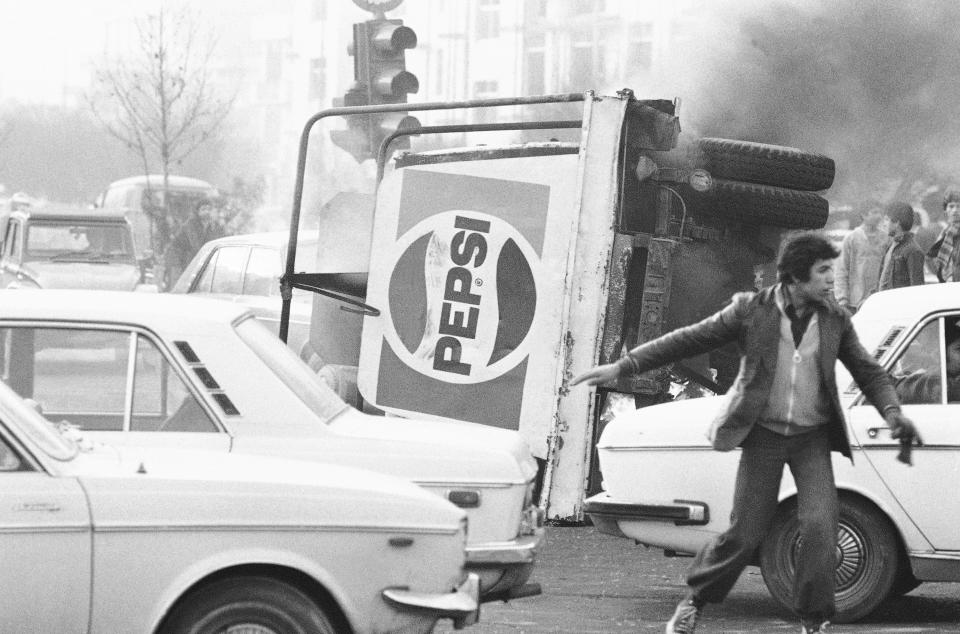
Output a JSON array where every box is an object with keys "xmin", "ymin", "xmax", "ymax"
[
  {"xmin": 525, "ymin": 0, "xmax": 548, "ymax": 20},
  {"xmin": 473, "ymin": 80, "xmax": 499, "ymax": 123},
  {"xmin": 309, "ymin": 57, "xmax": 326, "ymax": 99},
  {"xmin": 474, "ymin": 80, "xmax": 499, "ymax": 95},
  {"xmin": 526, "ymin": 34, "xmax": 545, "ymax": 94},
  {"xmin": 526, "ymin": 50, "xmax": 545, "ymax": 94},
  {"xmin": 264, "ymin": 40, "xmax": 284, "ymax": 83},
  {"xmin": 477, "ymin": 0, "xmax": 500, "ymax": 39},
  {"xmin": 572, "ymin": 0, "xmax": 604, "ymax": 15},
  {"xmin": 435, "ymin": 48, "xmax": 446, "ymax": 96},
  {"xmin": 628, "ymin": 22, "xmax": 654, "ymax": 72},
  {"xmin": 312, "ymin": 0, "xmax": 326, "ymax": 21},
  {"xmin": 569, "ymin": 30, "xmax": 593, "ymax": 89}
]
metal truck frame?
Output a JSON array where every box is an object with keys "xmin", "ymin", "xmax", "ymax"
[{"xmin": 279, "ymin": 89, "xmax": 831, "ymax": 521}]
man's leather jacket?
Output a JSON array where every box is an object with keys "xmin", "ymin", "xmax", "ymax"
[{"xmin": 615, "ymin": 285, "xmax": 901, "ymax": 458}]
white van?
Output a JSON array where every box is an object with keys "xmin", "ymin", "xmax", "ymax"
[{"xmin": 94, "ymin": 175, "xmax": 220, "ymax": 258}]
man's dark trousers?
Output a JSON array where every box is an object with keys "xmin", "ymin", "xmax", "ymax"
[{"xmin": 685, "ymin": 425, "xmax": 839, "ymax": 622}]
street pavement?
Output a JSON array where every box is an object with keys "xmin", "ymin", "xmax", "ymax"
[{"xmin": 438, "ymin": 525, "xmax": 960, "ymax": 633}]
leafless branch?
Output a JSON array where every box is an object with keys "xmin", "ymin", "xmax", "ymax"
[{"xmin": 84, "ymin": 5, "xmax": 234, "ymax": 254}]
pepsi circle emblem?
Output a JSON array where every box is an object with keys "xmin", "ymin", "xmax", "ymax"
[{"xmin": 384, "ymin": 210, "xmax": 539, "ymax": 384}]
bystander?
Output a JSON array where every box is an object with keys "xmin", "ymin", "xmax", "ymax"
[
  {"xmin": 928, "ymin": 188, "xmax": 960, "ymax": 283},
  {"xmin": 835, "ymin": 200, "xmax": 888, "ymax": 313},
  {"xmin": 878, "ymin": 202, "xmax": 925, "ymax": 291},
  {"xmin": 163, "ymin": 198, "xmax": 226, "ymax": 290}
]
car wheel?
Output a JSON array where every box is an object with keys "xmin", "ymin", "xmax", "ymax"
[
  {"xmin": 696, "ymin": 138, "xmax": 835, "ymax": 192},
  {"xmin": 759, "ymin": 497, "xmax": 899, "ymax": 624},
  {"xmin": 703, "ymin": 179, "xmax": 829, "ymax": 229},
  {"xmin": 159, "ymin": 576, "xmax": 344, "ymax": 634}
]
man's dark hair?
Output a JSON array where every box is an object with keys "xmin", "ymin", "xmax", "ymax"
[
  {"xmin": 943, "ymin": 188, "xmax": 960, "ymax": 209},
  {"xmin": 777, "ymin": 231, "xmax": 840, "ymax": 283},
  {"xmin": 885, "ymin": 201, "xmax": 915, "ymax": 231}
]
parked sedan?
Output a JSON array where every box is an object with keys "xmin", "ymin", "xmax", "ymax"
[
  {"xmin": 170, "ymin": 231, "xmax": 318, "ymax": 360},
  {"xmin": 0, "ymin": 378, "xmax": 478, "ymax": 633},
  {"xmin": 585, "ymin": 283, "xmax": 960, "ymax": 623},
  {"xmin": 0, "ymin": 289, "xmax": 543, "ymax": 603}
]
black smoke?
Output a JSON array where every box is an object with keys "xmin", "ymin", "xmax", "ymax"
[{"xmin": 642, "ymin": 0, "xmax": 960, "ymax": 217}]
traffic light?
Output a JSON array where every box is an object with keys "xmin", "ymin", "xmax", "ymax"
[
  {"xmin": 355, "ymin": 19, "xmax": 419, "ymax": 104},
  {"xmin": 329, "ymin": 85, "xmax": 372, "ymax": 163},
  {"xmin": 331, "ymin": 18, "xmax": 420, "ymax": 161}
]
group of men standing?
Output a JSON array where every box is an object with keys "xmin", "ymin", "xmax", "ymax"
[{"xmin": 835, "ymin": 189, "xmax": 960, "ymax": 314}]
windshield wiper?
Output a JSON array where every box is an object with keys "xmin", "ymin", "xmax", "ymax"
[{"xmin": 48, "ymin": 249, "xmax": 111, "ymax": 262}]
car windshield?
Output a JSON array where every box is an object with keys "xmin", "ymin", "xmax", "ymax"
[
  {"xmin": 26, "ymin": 222, "xmax": 135, "ymax": 262},
  {"xmin": 234, "ymin": 317, "xmax": 349, "ymax": 422},
  {"xmin": 0, "ymin": 382, "xmax": 77, "ymax": 461}
]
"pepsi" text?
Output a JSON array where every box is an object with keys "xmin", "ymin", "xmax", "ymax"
[{"xmin": 434, "ymin": 215, "xmax": 490, "ymax": 375}]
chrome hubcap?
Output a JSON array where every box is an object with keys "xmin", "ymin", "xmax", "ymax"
[
  {"xmin": 790, "ymin": 521, "xmax": 865, "ymax": 592},
  {"xmin": 834, "ymin": 522, "xmax": 866, "ymax": 590}
]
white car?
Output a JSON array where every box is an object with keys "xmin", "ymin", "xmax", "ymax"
[
  {"xmin": 0, "ymin": 289, "xmax": 543, "ymax": 602},
  {"xmin": 0, "ymin": 379, "xmax": 478, "ymax": 633},
  {"xmin": 169, "ymin": 231, "xmax": 320, "ymax": 362},
  {"xmin": 0, "ymin": 207, "xmax": 155, "ymax": 291},
  {"xmin": 585, "ymin": 283, "xmax": 960, "ymax": 623}
]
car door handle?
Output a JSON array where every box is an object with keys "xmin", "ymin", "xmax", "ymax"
[
  {"xmin": 13, "ymin": 502, "xmax": 62, "ymax": 513},
  {"xmin": 866, "ymin": 426, "xmax": 891, "ymax": 439}
]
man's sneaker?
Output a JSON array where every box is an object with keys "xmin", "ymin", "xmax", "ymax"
[
  {"xmin": 801, "ymin": 620, "xmax": 828, "ymax": 633},
  {"xmin": 665, "ymin": 598, "xmax": 701, "ymax": 634}
]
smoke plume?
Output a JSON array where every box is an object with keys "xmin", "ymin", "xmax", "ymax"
[{"xmin": 646, "ymin": 0, "xmax": 960, "ymax": 216}]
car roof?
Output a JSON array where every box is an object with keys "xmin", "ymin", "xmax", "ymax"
[
  {"xmin": 203, "ymin": 231, "xmax": 319, "ymax": 249},
  {"xmin": 857, "ymin": 283, "xmax": 960, "ymax": 325},
  {"xmin": 0, "ymin": 290, "xmax": 252, "ymax": 330},
  {"xmin": 106, "ymin": 174, "xmax": 219, "ymax": 192},
  {"xmin": 11, "ymin": 207, "xmax": 129, "ymax": 223}
]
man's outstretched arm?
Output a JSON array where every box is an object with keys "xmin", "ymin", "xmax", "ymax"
[{"xmin": 571, "ymin": 292, "xmax": 750, "ymax": 387}]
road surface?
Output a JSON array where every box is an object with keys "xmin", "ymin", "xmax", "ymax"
[{"xmin": 439, "ymin": 525, "xmax": 960, "ymax": 633}]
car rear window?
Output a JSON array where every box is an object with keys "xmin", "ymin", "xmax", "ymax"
[{"xmin": 234, "ymin": 317, "xmax": 349, "ymax": 422}]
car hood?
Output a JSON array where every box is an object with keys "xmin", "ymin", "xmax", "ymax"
[
  {"xmin": 66, "ymin": 443, "xmax": 465, "ymax": 530},
  {"xmin": 236, "ymin": 408, "xmax": 538, "ymax": 486},
  {"xmin": 23, "ymin": 261, "xmax": 139, "ymax": 290},
  {"xmin": 598, "ymin": 395, "xmax": 723, "ymax": 449}
]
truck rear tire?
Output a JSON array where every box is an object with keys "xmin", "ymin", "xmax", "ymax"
[
  {"xmin": 696, "ymin": 138, "xmax": 835, "ymax": 192},
  {"xmin": 703, "ymin": 179, "xmax": 829, "ymax": 229}
]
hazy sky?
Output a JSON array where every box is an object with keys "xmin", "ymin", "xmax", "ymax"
[{"xmin": 0, "ymin": 0, "xmax": 160, "ymax": 103}]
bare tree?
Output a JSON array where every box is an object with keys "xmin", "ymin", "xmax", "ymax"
[{"xmin": 87, "ymin": 7, "xmax": 234, "ymax": 255}]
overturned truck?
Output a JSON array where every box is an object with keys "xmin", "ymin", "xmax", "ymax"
[{"xmin": 279, "ymin": 89, "xmax": 834, "ymax": 521}]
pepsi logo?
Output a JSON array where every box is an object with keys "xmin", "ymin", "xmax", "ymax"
[{"xmin": 384, "ymin": 210, "xmax": 539, "ymax": 384}]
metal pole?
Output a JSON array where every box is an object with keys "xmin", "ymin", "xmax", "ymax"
[
  {"xmin": 376, "ymin": 119, "xmax": 582, "ymax": 183},
  {"xmin": 279, "ymin": 92, "xmax": 587, "ymax": 342}
]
